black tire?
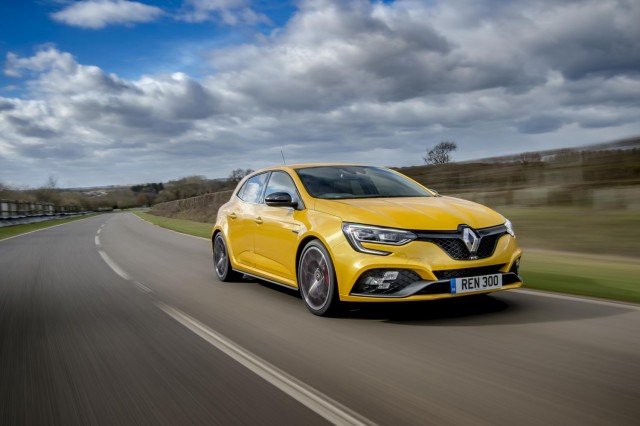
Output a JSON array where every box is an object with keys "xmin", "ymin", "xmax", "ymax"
[
  {"xmin": 297, "ymin": 240, "xmax": 340, "ymax": 316},
  {"xmin": 213, "ymin": 233, "xmax": 242, "ymax": 282}
]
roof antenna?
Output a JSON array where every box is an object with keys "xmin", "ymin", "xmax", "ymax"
[{"xmin": 280, "ymin": 149, "xmax": 287, "ymax": 165}]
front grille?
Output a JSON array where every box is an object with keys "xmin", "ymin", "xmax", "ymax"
[
  {"xmin": 414, "ymin": 225, "xmax": 507, "ymax": 260},
  {"xmin": 428, "ymin": 238, "xmax": 468, "ymax": 260},
  {"xmin": 477, "ymin": 233, "xmax": 501, "ymax": 257},
  {"xmin": 433, "ymin": 264, "xmax": 506, "ymax": 280}
]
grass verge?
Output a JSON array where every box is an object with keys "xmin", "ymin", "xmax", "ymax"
[
  {"xmin": 521, "ymin": 250, "xmax": 640, "ymax": 304},
  {"xmin": 0, "ymin": 214, "xmax": 96, "ymax": 240},
  {"xmin": 137, "ymin": 212, "xmax": 640, "ymax": 304},
  {"xmin": 135, "ymin": 212, "xmax": 213, "ymax": 239}
]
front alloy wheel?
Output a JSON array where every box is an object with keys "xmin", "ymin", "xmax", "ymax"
[{"xmin": 298, "ymin": 240, "xmax": 339, "ymax": 316}]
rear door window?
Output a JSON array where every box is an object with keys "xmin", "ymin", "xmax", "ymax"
[{"xmin": 237, "ymin": 173, "xmax": 268, "ymax": 204}]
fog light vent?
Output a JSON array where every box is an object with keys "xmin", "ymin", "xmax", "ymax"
[{"xmin": 352, "ymin": 269, "xmax": 420, "ymax": 295}]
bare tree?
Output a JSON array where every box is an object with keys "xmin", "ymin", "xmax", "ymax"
[
  {"xmin": 228, "ymin": 168, "xmax": 254, "ymax": 183},
  {"xmin": 45, "ymin": 175, "xmax": 58, "ymax": 189},
  {"xmin": 519, "ymin": 152, "xmax": 542, "ymax": 166},
  {"xmin": 424, "ymin": 141, "xmax": 457, "ymax": 165},
  {"xmin": 32, "ymin": 175, "xmax": 61, "ymax": 204}
]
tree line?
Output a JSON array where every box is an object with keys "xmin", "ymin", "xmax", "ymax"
[{"xmin": 7, "ymin": 140, "xmax": 636, "ymax": 210}]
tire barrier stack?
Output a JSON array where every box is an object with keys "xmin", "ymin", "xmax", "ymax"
[{"xmin": 0, "ymin": 200, "xmax": 91, "ymax": 228}]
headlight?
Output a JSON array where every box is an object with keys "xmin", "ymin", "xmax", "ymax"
[
  {"xmin": 504, "ymin": 218, "xmax": 516, "ymax": 237},
  {"xmin": 342, "ymin": 223, "xmax": 417, "ymax": 256}
]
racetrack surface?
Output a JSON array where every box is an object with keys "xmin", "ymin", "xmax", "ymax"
[{"xmin": 1, "ymin": 213, "xmax": 639, "ymax": 425}]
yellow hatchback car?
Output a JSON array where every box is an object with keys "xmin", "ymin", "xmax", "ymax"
[{"xmin": 212, "ymin": 164, "xmax": 523, "ymax": 316}]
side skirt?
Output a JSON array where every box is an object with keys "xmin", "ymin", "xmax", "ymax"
[{"xmin": 233, "ymin": 269, "xmax": 299, "ymax": 292}]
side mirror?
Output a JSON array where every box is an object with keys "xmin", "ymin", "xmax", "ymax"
[
  {"xmin": 265, "ymin": 192, "xmax": 298, "ymax": 208},
  {"xmin": 430, "ymin": 189, "xmax": 440, "ymax": 196}
]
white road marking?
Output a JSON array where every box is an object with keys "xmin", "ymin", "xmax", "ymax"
[
  {"xmin": 156, "ymin": 302, "xmax": 376, "ymax": 426},
  {"xmin": 98, "ymin": 250, "xmax": 132, "ymax": 281},
  {"xmin": 97, "ymin": 228, "xmax": 102, "ymax": 235},
  {"xmin": 133, "ymin": 281, "xmax": 153, "ymax": 293},
  {"xmin": 94, "ymin": 227, "xmax": 153, "ymax": 293},
  {"xmin": 514, "ymin": 289, "xmax": 640, "ymax": 310}
]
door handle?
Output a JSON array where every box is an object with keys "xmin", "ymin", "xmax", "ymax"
[
  {"xmin": 255, "ymin": 217, "xmax": 263, "ymax": 225},
  {"xmin": 229, "ymin": 212, "xmax": 237, "ymax": 219}
]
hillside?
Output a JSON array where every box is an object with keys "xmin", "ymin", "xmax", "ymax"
[
  {"xmin": 398, "ymin": 139, "xmax": 640, "ymax": 209},
  {"xmin": 150, "ymin": 137, "xmax": 640, "ymax": 223}
]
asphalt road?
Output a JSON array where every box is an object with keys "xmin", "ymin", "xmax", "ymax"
[{"xmin": 1, "ymin": 213, "xmax": 639, "ymax": 425}]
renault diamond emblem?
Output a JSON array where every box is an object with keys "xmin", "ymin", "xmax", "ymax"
[{"xmin": 462, "ymin": 227, "xmax": 480, "ymax": 254}]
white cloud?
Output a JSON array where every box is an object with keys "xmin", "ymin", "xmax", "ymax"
[
  {"xmin": 2, "ymin": 0, "xmax": 640, "ymax": 187},
  {"xmin": 51, "ymin": 0, "xmax": 164, "ymax": 29},
  {"xmin": 4, "ymin": 47, "xmax": 76, "ymax": 77},
  {"xmin": 178, "ymin": 0, "xmax": 271, "ymax": 25}
]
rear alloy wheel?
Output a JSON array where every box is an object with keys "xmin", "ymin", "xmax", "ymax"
[
  {"xmin": 298, "ymin": 240, "xmax": 339, "ymax": 316},
  {"xmin": 213, "ymin": 233, "xmax": 241, "ymax": 282}
]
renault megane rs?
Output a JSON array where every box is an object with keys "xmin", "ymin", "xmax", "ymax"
[{"xmin": 212, "ymin": 164, "xmax": 523, "ymax": 316}]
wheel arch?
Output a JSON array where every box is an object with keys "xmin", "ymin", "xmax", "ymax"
[
  {"xmin": 211, "ymin": 228, "xmax": 223, "ymax": 250},
  {"xmin": 295, "ymin": 234, "xmax": 338, "ymax": 284},
  {"xmin": 212, "ymin": 229, "xmax": 239, "ymax": 270}
]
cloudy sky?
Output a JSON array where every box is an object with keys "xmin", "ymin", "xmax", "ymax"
[{"xmin": 1, "ymin": 0, "xmax": 639, "ymax": 188}]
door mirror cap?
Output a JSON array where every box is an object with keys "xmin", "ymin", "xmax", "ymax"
[{"xmin": 265, "ymin": 192, "xmax": 298, "ymax": 208}]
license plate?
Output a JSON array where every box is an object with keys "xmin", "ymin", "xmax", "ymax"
[{"xmin": 450, "ymin": 274, "xmax": 503, "ymax": 294}]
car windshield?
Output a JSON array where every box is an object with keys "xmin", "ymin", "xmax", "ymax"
[{"xmin": 295, "ymin": 166, "xmax": 432, "ymax": 199}]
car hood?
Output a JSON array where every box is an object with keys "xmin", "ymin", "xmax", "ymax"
[{"xmin": 312, "ymin": 196, "xmax": 505, "ymax": 230}]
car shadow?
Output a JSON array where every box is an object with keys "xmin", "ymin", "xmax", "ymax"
[
  {"xmin": 340, "ymin": 292, "xmax": 636, "ymax": 326},
  {"xmin": 242, "ymin": 276, "xmax": 635, "ymax": 326},
  {"xmin": 340, "ymin": 294, "xmax": 508, "ymax": 322}
]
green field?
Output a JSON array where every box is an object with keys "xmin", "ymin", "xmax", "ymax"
[
  {"xmin": 138, "ymin": 210, "xmax": 640, "ymax": 304},
  {"xmin": 0, "ymin": 215, "xmax": 96, "ymax": 240}
]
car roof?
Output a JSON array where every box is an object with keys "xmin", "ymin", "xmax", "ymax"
[{"xmin": 258, "ymin": 163, "xmax": 377, "ymax": 173}]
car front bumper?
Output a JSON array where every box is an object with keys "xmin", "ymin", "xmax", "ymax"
[{"xmin": 331, "ymin": 234, "xmax": 523, "ymax": 302}]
